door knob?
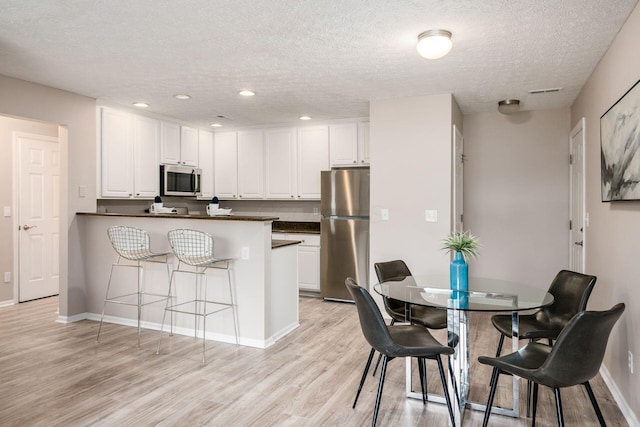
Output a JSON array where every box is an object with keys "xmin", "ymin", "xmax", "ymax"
[
  {"xmin": 22, "ymin": 225, "xmax": 37, "ymax": 231},
  {"xmin": 574, "ymin": 241, "xmax": 583, "ymax": 246}
]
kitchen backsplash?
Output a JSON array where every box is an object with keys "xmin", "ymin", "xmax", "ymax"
[{"xmin": 97, "ymin": 198, "xmax": 321, "ymax": 222}]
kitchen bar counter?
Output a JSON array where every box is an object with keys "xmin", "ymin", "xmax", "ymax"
[
  {"xmin": 76, "ymin": 212, "xmax": 298, "ymax": 349},
  {"xmin": 78, "ymin": 212, "xmax": 279, "ymax": 222}
]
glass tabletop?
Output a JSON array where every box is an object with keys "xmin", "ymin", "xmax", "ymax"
[{"xmin": 373, "ymin": 275, "xmax": 554, "ymax": 312}]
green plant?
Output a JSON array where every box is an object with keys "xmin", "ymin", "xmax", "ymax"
[{"xmin": 442, "ymin": 230, "xmax": 480, "ymax": 261}]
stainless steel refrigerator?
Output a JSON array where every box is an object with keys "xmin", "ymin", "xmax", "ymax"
[{"xmin": 320, "ymin": 167, "xmax": 370, "ymax": 301}]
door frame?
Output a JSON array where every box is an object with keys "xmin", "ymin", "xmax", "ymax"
[
  {"xmin": 569, "ymin": 117, "xmax": 586, "ymax": 272},
  {"xmin": 12, "ymin": 131, "xmax": 61, "ymax": 303}
]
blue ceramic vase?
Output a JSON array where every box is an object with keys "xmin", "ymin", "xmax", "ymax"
[{"xmin": 450, "ymin": 251, "xmax": 468, "ymax": 292}]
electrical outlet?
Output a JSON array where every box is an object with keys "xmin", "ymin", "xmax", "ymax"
[
  {"xmin": 381, "ymin": 208, "xmax": 389, "ymax": 221},
  {"xmin": 3, "ymin": 272, "xmax": 10, "ymax": 283},
  {"xmin": 313, "ymin": 207, "xmax": 319, "ymax": 215},
  {"xmin": 3, "ymin": 206, "xmax": 10, "ymax": 217},
  {"xmin": 425, "ymin": 209, "xmax": 438, "ymax": 222},
  {"xmin": 241, "ymin": 247, "xmax": 250, "ymax": 260},
  {"xmin": 629, "ymin": 351, "xmax": 634, "ymax": 374}
]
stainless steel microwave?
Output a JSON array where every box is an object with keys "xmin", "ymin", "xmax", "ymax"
[{"xmin": 160, "ymin": 164, "xmax": 201, "ymax": 197}]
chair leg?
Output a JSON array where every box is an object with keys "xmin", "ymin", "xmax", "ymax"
[
  {"xmin": 96, "ymin": 263, "xmax": 117, "ymax": 343},
  {"xmin": 483, "ymin": 368, "xmax": 500, "ymax": 427},
  {"xmin": 372, "ymin": 319, "xmax": 395, "ymax": 376},
  {"xmin": 156, "ymin": 269, "xmax": 176, "ymax": 355},
  {"xmin": 372, "ymin": 355, "xmax": 389, "ymax": 427},
  {"xmin": 227, "ymin": 268, "xmax": 239, "ymax": 346},
  {"xmin": 583, "ymin": 381, "xmax": 606, "ymax": 426},
  {"xmin": 554, "ymin": 388, "xmax": 565, "ymax": 427},
  {"xmin": 436, "ymin": 355, "xmax": 455, "ymax": 426},
  {"xmin": 353, "ymin": 348, "xmax": 376, "ymax": 408},
  {"xmin": 495, "ymin": 334, "xmax": 505, "ymax": 357},
  {"xmin": 417, "ymin": 357, "xmax": 426, "ymax": 404},
  {"xmin": 136, "ymin": 261, "xmax": 143, "ymax": 349},
  {"xmin": 202, "ymin": 271, "xmax": 208, "ymax": 364},
  {"xmin": 531, "ymin": 382, "xmax": 539, "ymax": 426}
]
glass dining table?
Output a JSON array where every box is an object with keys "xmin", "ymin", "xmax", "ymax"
[{"xmin": 373, "ymin": 275, "xmax": 554, "ymax": 426}]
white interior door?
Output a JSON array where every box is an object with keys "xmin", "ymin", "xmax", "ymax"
[
  {"xmin": 569, "ymin": 118, "xmax": 586, "ymax": 272},
  {"xmin": 453, "ymin": 125, "xmax": 464, "ymax": 232},
  {"xmin": 18, "ymin": 133, "xmax": 60, "ymax": 301}
]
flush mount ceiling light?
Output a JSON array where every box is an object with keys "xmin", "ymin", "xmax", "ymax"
[
  {"xmin": 299, "ymin": 116, "xmax": 312, "ymax": 120},
  {"xmin": 174, "ymin": 94, "xmax": 191, "ymax": 100},
  {"xmin": 132, "ymin": 102, "xmax": 149, "ymax": 108},
  {"xmin": 239, "ymin": 90, "xmax": 255, "ymax": 97},
  {"xmin": 210, "ymin": 123, "xmax": 223, "ymax": 127},
  {"xmin": 498, "ymin": 99, "xmax": 521, "ymax": 115},
  {"xmin": 416, "ymin": 29, "xmax": 453, "ymax": 59}
]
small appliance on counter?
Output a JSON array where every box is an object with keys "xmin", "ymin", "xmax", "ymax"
[{"xmin": 150, "ymin": 195, "xmax": 178, "ymax": 214}]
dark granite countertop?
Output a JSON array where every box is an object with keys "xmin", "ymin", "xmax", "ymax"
[
  {"xmin": 77, "ymin": 212, "xmax": 279, "ymax": 222},
  {"xmin": 272, "ymin": 221, "xmax": 320, "ymax": 234},
  {"xmin": 271, "ymin": 239, "xmax": 302, "ymax": 249}
]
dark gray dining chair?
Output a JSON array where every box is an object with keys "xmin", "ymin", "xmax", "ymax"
[
  {"xmin": 479, "ymin": 302, "xmax": 625, "ymax": 427},
  {"xmin": 371, "ymin": 260, "xmax": 448, "ymax": 376},
  {"xmin": 490, "ymin": 269, "xmax": 596, "ymax": 414},
  {"xmin": 345, "ymin": 277, "xmax": 455, "ymax": 427}
]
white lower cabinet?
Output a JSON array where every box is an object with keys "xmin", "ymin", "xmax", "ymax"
[{"xmin": 273, "ymin": 233, "xmax": 321, "ymax": 292}]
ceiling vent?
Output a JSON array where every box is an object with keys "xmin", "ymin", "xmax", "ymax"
[{"xmin": 528, "ymin": 87, "xmax": 563, "ymax": 94}]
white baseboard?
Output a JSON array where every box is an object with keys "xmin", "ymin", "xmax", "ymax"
[
  {"xmin": 0, "ymin": 299, "xmax": 14, "ymax": 308},
  {"xmin": 56, "ymin": 312, "xmax": 89, "ymax": 323},
  {"xmin": 78, "ymin": 312, "xmax": 274, "ymax": 349},
  {"xmin": 600, "ymin": 365, "xmax": 640, "ymax": 427}
]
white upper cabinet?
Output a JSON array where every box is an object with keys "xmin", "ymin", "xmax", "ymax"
[
  {"xmin": 237, "ymin": 130, "xmax": 264, "ymax": 199},
  {"xmin": 100, "ymin": 107, "xmax": 158, "ymax": 199},
  {"xmin": 214, "ymin": 131, "xmax": 238, "ymax": 199},
  {"xmin": 132, "ymin": 115, "xmax": 160, "ymax": 198},
  {"xmin": 329, "ymin": 122, "xmax": 369, "ymax": 166},
  {"xmin": 160, "ymin": 121, "xmax": 181, "ymax": 165},
  {"xmin": 198, "ymin": 130, "xmax": 214, "ymax": 200},
  {"xmin": 358, "ymin": 122, "xmax": 370, "ymax": 165},
  {"xmin": 180, "ymin": 126, "xmax": 199, "ymax": 166},
  {"xmin": 298, "ymin": 126, "xmax": 329, "ymax": 199},
  {"xmin": 161, "ymin": 122, "xmax": 198, "ymax": 166},
  {"xmin": 330, "ymin": 123, "xmax": 358, "ymax": 166},
  {"xmin": 265, "ymin": 127, "xmax": 297, "ymax": 199}
]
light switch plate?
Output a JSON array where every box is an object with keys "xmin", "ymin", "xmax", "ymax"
[
  {"xmin": 3, "ymin": 272, "xmax": 10, "ymax": 283},
  {"xmin": 381, "ymin": 208, "xmax": 389, "ymax": 221},
  {"xmin": 78, "ymin": 185, "xmax": 86, "ymax": 198},
  {"xmin": 425, "ymin": 209, "xmax": 438, "ymax": 222},
  {"xmin": 3, "ymin": 206, "xmax": 10, "ymax": 217},
  {"xmin": 241, "ymin": 247, "xmax": 250, "ymax": 260}
]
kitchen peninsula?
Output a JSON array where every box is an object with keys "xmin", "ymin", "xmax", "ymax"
[{"xmin": 77, "ymin": 212, "xmax": 300, "ymax": 349}]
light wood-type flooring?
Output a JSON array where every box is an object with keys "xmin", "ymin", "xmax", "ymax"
[{"xmin": 0, "ymin": 295, "xmax": 628, "ymax": 426}]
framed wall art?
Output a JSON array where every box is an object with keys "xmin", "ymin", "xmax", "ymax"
[{"xmin": 600, "ymin": 79, "xmax": 640, "ymax": 202}]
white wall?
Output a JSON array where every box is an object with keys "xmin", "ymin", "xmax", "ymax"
[
  {"xmin": 463, "ymin": 108, "xmax": 571, "ymax": 288},
  {"xmin": 571, "ymin": 2, "xmax": 640, "ymax": 421},
  {"xmin": 369, "ymin": 94, "xmax": 456, "ymax": 284},
  {"xmin": 0, "ymin": 74, "xmax": 97, "ymax": 316}
]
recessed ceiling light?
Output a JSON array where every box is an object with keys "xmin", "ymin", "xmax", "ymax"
[
  {"xmin": 239, "ymin": 90, "xmax": 255, "ymax": 97},
  {"xmin": 210, "ymin": 123, "xmax": 223, "ymax": 127},
  {"xmin": 416, "ymin": 29, "xmax": 453, "ymax": 59},
  {"xmin": 299, "ymin": 116, "xmax": 312, "ymax": 120},
  {"xmin": 133, "ymin": 102, "xmax": 149, "ymax": 108},
  {"xmin": 174, "ymin": 94, "xmax": 191, "ymax": 100}
]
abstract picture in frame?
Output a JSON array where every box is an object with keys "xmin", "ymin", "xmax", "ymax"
[{"xmin": 600, "ymin": 79, "xmax": 640, "ymax": 202}]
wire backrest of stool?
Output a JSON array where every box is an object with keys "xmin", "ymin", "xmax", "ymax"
[
  {"xmin": 167, "ymin": 229, "xmax": 217, "ymax": 266},
  {"xmin": 107, "ymin": 226, "xmax": 155, "ymax": 261}
]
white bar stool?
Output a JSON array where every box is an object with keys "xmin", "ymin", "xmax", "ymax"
[
  {"xmin": 96, "ymin": 225, "xmax": 171, "ymax": 349},
  {"xmin": 156, "ymin": 229, "xmax": 238, "ymax": 364}
]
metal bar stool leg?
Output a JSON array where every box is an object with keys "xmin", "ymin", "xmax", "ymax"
[
  {"xmin": 156, "ymin": 269, "xmax": 177, "ymax": 355},
  {"xmin": 228, "ymin": 268, "xmax": 239, "ymax": 346},
  {"xmin": 96, "ymin": 262, "xmax": 118, "ymax": 343}
]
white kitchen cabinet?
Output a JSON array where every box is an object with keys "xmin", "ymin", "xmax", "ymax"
[
  {"xmin": 272, "ymin": 232, "xmax": 321, "ymax": 292},
  {"xmin": 237, "ymin": 130, "xmax": 264, "ymax": 199},
  {"xmin": 329, "ymin": 122, "xmax": 369, "ymax": 166},
  {"xmin": 132, "ymin": 115, "xmax": 161, "ymax": 198},
  {"xmin": 198, "ymin": 130, "xmax": 214, "ymax": 200},
  {"xmin": 297, "ymin": 126, "xmax": 329, "ymax": 199},
  {"xmin": 330, "ymin": 123, "xmax": 358, "ymax": 166},
  {"xmin": 180, "ymin": 126, "xmax": 199, "ymax": 166},
  {"xmin": 265, "ymin": 127, "xmax": 297, "ymax": 199},
  {"xmin": 161, "ymin": 122, "xmax": 198, "ymax": 166},
  {"xmin": 100, "ymin": 107, "xmax": 159, "ymax": 199},
  {"xmin": 214, "ymin": 131, "xmax": 238, "ymax": 199},
  {"xmin": 358, "ymin": 122, "xmax": 370, "ymax": 165}
]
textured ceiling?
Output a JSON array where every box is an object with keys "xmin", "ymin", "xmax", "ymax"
[{"xmin": 0, "ymin": 0, "xmax": 637, "ymax": 128}]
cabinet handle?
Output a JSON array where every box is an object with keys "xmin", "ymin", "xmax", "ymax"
[
  {"xmin": 129, "ymin": 193, "xmax": 132, "ymax": 196},
  {"xmin": 239, "ymin": 195, "xmax": 243, "ymax": 198},
  {"xmin": 353, "ymin": 160, "xmax": 356, "ymax": 164},
  {"xmin": 361, "ymin": 160, "xmax": 365, "ymax": 163},
  {"xmin": 136, "ymin": 193, "xmax": 140, "ymax": 196}
]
